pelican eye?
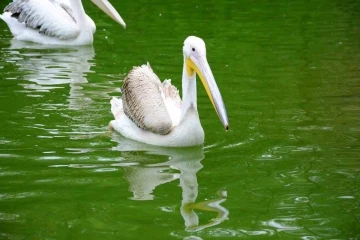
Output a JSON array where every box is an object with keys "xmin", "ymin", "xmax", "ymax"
[{"xmin": 192, "ymin": 47, "xmax": 195, "ymax": 52}]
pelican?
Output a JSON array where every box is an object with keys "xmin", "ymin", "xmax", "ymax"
[
  {"xmin": 109, "ymin": 36, "xmax": 229, "ymax": 147},
  {"xmin": 0, "ymin": 0, "xmax": 126, "ymax": 45}
]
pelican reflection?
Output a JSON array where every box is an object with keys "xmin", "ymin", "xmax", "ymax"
[
  {"xmin": 111, "ymin": 134, "xmax": 229, "ymax": 232},
  {"xmin": 3, "ymin": 39, "xmax": 95, "ymax": 110}
]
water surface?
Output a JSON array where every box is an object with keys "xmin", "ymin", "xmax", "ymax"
[{"xmin": 0, "ymin": 0, "xmax": 359, "ymax": 239}]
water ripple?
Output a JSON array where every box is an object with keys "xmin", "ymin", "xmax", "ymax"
[
  {"xmin": 262, "ymin": 218, "xmax": 302, "ymax": 232},
  {"xmin": 0, "ymin": 212, "xmax": 20, "ymax": 221}
]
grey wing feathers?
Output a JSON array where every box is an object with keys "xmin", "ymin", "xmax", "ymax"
[
  {"xmin": 4, "ymin": 0, "xmax": 80, "ymax": 40},
  {"xmin": 122, "ymin": 63, "xmax": 173, "ymax": 135},
  {"xmin": 58, "ymin": 2, "xmax": 76, "ymax": 22}
]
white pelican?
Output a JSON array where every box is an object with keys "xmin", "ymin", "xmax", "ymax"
[
  {"xmin": 0, "ymin": 0, "xmax": 126, "ymax": 45},
  {"xmin": 110, "ymin": 36, "xmax": 229, "ymax": 147}
]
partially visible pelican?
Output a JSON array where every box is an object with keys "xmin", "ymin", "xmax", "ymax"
[
  {"xmin": 0, "ymin": 0, "xmax": 126, "ymax": 45},
  {"xmin": 110, "ymin": 36, "xmax": 229, "ymax": 147}
]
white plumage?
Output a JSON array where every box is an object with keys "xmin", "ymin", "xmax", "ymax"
[{"xmin": 0, "ymin": 0, "xmax": 125, "ymax": 45}]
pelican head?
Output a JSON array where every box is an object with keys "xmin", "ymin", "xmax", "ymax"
[
  {"xmin": 91, "ymin": 0, "xmax": 126, "ymax": 28},
  {"xmin": 183, "ymin": 36, "xmax": 229, "ymax": 130}
]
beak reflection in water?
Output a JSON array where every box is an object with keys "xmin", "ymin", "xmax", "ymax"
[{"xmin": 112, "ymin": 134, "xmax": 229, "ymax": 231}]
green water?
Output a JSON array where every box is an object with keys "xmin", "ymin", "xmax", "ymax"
[{"xmin": 0, "ymin": 0, "xmax": 359, "ymax": 239}]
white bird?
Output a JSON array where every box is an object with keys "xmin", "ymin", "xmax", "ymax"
[
  {"xmin": 110, "ymin": 36, "xmax": 229, "ymax": 147},
  {"xmin": 0, "ymin": 0, "xmax": 126, "ymax": 45}
]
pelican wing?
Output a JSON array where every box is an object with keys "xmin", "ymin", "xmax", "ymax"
[
  {"xmin": 4, "ymin": 0, "xmax": 80, "ymax": 40},
  {"xmin": 122, "ymin": 63, "xmax": 181, "ymax": 135}
]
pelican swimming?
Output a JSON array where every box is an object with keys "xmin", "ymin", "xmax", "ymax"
[
  {"xmin": 0, "ymin": 0, "xmax": 126, "ymax": 45},
  {"xmin": 110, "ymin": 36, "xmax": 229, "ymax": 147}
]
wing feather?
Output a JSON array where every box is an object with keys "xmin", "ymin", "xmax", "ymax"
[
  {"xmin": 4, "ymin": 0, "xmax": 80, "ymax": 40},
  {"xmin": 122, "ymin": 63, "xmax": 174, "ymax": 135}
]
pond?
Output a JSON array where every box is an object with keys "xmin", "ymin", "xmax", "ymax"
[{"xmin": 0, "ymin": 0, "xmax": 359, "ymax": 239}]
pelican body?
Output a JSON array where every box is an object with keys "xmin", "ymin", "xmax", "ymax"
[
  {"xmin": 110, "ymin": 36, "xmax": 229, "ymax": 147},
  {"xmin": 0, "ymin": 0, "xmax": 126, "ymax": 45}
]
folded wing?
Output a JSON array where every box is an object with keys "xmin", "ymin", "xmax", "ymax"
[
  {"xmin": 122, "ymin": 63, "xmax": 181, "ymax": 135},
  {"xmin": 4, "ymin": 0, "xmax": 80, "ymax": 40}
]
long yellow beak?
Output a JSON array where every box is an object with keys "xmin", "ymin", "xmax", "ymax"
[
  {"xmin": 186, "ymin": 56, "xmax": 229, "ymax": 130},
  {"xmin": 91, "ymin": 0, "xmax": 126, "ymax": 28}
]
